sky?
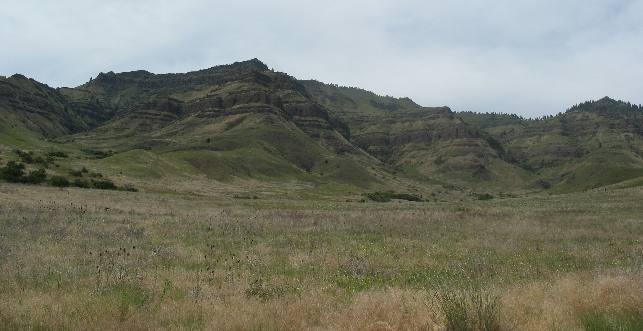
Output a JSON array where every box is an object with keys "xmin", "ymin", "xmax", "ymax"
[{"xmin": 1, "ymin": 0, "xmax": 642, "ymax": 117}]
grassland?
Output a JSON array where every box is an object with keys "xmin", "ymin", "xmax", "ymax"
[{"xmin": 0, "ymin": 183, "xmax": 641, "ymax": 330}]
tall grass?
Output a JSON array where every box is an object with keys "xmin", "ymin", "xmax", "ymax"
[
  {"xmin": 581, "ymin": 311, "xmax": 643, "ymax": 331},
  {"xmin": 0, "ymin": 184, "xmax": 641, "ymax": 330},
  {"xmin": 438, "ymin": 290, "xmax": 500, "ymax": 331}
]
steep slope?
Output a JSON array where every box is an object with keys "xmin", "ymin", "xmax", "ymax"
[
  {"xmin": 0, "ymin": 75, "xmax": 79, "ymax": 142},
  {"xmin": 0, "ymin": 74, "xmax": 116, "ymax": 148},
  {"xmin": 463, "ymin": 98, "xmax": 643, "ymax": 191},
  {"xmin": 301, "ymin": 80, "xmax": 530, "ymax": 189},
  {"xmin": 3, "ymin": 60, "xmax": 642, "ymax": 194},
  {"xmin": 57, "ymin": 60, "xmax": 382, "ymax": 187}
]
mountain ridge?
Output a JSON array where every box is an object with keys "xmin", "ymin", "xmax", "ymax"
[{"xmin": 2, "ymin": 59, "xmax": 642, "ymax": 196}]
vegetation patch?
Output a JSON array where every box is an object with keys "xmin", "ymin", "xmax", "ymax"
[
  {"xmin": 91, "ymin": 179, "xmax": 117, "ymax": 190},
  {"xmin": 0, "ymin": 161, "xmax": 136, "ymax": 191},
  {"xmin": 0, "ymin": 161, "xmax": 46, "ymax": 184},
  {"xmin": 580, "ymin": 310, "xmax": 643, "ymax": 331},
  {"xmin": 49, "ymin": 175, "xmax": 70, "ymax": 187},
  {"xmin": 437, "ymin": 290, "xmax": 501, "ymax": 331},
  {"xmin": 477, "ymin": 193, "xmax": 494, "ymax": 201},
  {"xmin": 233, "ymin": 194, "xmax": 259, "ymax": 200},
  {"xmin": 23, "ymin": 168, "xmax": 47, "ymax": 184},
  {"xmin": 82, "ymin": 149, "xmax": 115, "ymax": 159},
  {"xmin": 47, "ymin": 151, "xmax": 68, "ymax": 158},
  {"xmin": 13, "ymin": 149, "xmax": 34, "ymax": 163},
  {"xmin": 364, "ymin": 191, "xmax": 424, "ymax": 202}
]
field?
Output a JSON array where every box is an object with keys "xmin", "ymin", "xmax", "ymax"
[{"xmin": 0, "ymin": 184, "xmax": 642, "ymax": 330}]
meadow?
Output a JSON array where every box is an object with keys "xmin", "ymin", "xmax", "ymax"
[{"xmin": 0, "ymin": 184, "xmax": 641, "ymax": 330}]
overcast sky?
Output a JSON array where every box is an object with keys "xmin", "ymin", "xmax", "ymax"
[{"xmin": 1, "ymin": 0, "xmax": 642, "ymax": 116}]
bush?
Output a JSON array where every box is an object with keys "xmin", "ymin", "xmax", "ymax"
[
  {"xmin": 89, "ymin": 172, "xmax": 103, "ymax": 178},
  {"xmin": 69, "ymin": 169, "xmax": 83, "ymax": 177},
  {"xmin": 72, "ymin": 179, "xmax": 90, "ymax": 188},
  {"xmin": 365, "ymin": 191, "xmax": 424, "ymax": 202},
  {"xmin": 0, "ymin": 161, "xmax": 26, "ymax": 182},
  {"xmin": 14, "ymin": 149, "xmax": 34, "ymax": 163},
  {"xmin": 366, "ymin": 191, "xmax": 393, "ymax": 202},
  {"xmin": 33, "ymin": 156, "xmax": 49, "ymax": 167},
  {"xmin": 391, "ymin": 193, "xmax": 424, "ymax": 202},
  {"xmin": 49, "ymin": 176, "xmax": 70, "ymax": 187},
  {"xmin": 120, "ymin": 185, "xmax": 138, "ymax": 192},
  {"xmin": 92, "ymin": 179, "xmax": 116, "ymax": 190},
  {"xmin": 233, "ymin": 194, "xmax": 258, "ymax": 199},
  {"xmin": 24, "ymin": 169, "xmax": 47, "ymax": 184},
  {"xmin": 81, "ymin": 149, "xmax": 114, "ymax": 159},
  {"xmin": 477, "ymin": 193, "xmax": 494, "ymax": 201},
  {"xmin": 47, "ymin": 151, "xmax": 68, "ymax": 158},
  {"xmin": 537, "ymin": 179, "xmax": 552, "ymax": 189}
]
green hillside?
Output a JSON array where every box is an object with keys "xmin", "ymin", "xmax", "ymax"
[
  {"xmin": 459, "ymin": 97, "xmax": 643, "ymax": 192},
  {"xmin": 1, "ymin": 60, "xmax": 392, "ymax": 195},
  {"xmin": 2, "ymin": 61, "xmax": 642, "ymax": 196},
  {"xmin": 301, "ymin": 80, "xmax": 531, "ymax": 190}
]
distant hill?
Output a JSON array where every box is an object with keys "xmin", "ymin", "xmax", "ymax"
[
  {"xmin": 458, "ymin": 97, "xmax": 643, "ymax": 192},
  {"xmin": 302, "ymin": 80, "xmax": 530, "ymax": 189},
  {"xmin": 1, "ymin": 60, "xmax": 642, "ymax": 194}
]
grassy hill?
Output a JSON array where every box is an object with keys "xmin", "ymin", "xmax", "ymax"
[
  {"xmin": 458, "ymin": 97, "xmax": 643, "ymax": 192},
  {"xmin": 2, "ymin": 60, "xmax": 643, "ymax": 196},
  {"xmin": 1, "ymin": 60, "xmax": 395, "ymax": 195},
  {"xmin": 301, "ymin": 80, "xmax": 531, "ymax": 190}
]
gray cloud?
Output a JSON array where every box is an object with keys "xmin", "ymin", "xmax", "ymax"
[{"xmin": 1, "ymin": 0, "xmax": 642, "ymax": 116}]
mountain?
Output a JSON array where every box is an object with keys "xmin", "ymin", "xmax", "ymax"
[
  {"xmin": 1, "ymin": 60, "xmax": 642, "ymax": 195},
  {"xmin": 301, "ymin": 81, "xmax": 530, "ymax": 189},
  {"xmin": 459, "ymin": 97, "xmax": 643, "ymax": 192},
  {"xmin": 1, "ymin": 60, "xmax": 390, "ymax": 191},
  {"xmin": 0, "ymin": 74, "xmax": 84, "ymax": 143}
]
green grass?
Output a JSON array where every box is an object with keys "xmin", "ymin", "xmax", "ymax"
[
  {"xmin": 0, "ymin": 184, "xmax": 641, "ymax": 329},
  {"xmin": 438, "ymin": 290, "xmax": 501, "ymax": 331},
  {"xmin": 581, "ymin": 311, "xmax": 643, "ymax": 331},
  {"xmin": 2, "ymin": 63, "xmax": 643, "ymax": 330}
]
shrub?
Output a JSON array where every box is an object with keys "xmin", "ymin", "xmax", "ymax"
[
  {"xmin": 366, "ymin": 191, "xmax": 393, "ymax": 202},
  {"xmin": 537, "ymin": 179, "xmax": 552, "ymax": 189},
  {"xmin": 47, "ymin": 151, "xmax": 68, "ymax": 158},
  {"xmin": 14, "ymin": 149, "xmax": 34, "ymax": 163},
  {"xmin": 92, "ymin": 179, "xmax": 116, "ymax": 190},
  {"xmin": 89, "ymin": 172, "xmax": 104, "ymax": 178},
  {"xmin": 24, "ymin": 169, "xmax": 47, "ymax": 184},
  {"xmin": 365, "ymin": 191, "xmax": 424, "ymax": 202},
  {"xmin": 49, "ymin": 175, "xmax": 70, "ymax": 187},
  {"xmin": 72, "ymin": 179, "xmax": 90, "ymax": 188},
  {"xmin": 33, "ymin": 156, "xmax": 49, "ymax": 167},
  {"xmin": 82, "ymin": 149, "xmax": 114, "ymax": 159},
  {"xmin": 477, "ymin": 193, "xmax": 494, "ymax": 201},
  {"xmin": 233, "ymin": 194, "xmax": 258, "ymax": 199},
  {"xmin": 69, "ymin": 169, "xmax": 83, "ymax": 177},
  {"xmin": 0, "ymin": 161, "xmax": 26, "ymax": 182},
  {"xmin": 391, "ymin": 192, "xmax": 424, "ymax": 202},
  {"xmin": 120, "ymin": 185, "xmax": 138, "ymax": 192}
]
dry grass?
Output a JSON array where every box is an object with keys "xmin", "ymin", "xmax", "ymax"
[{"xmin": 0, "ymin": 184, "xmax": 641, "ymax": 330}]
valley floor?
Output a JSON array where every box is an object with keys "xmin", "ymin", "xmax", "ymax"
[{"xmin": 0, "ymin": 184, "xmax": 641, "ymax": 330}]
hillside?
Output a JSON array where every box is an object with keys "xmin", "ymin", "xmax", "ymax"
[
  {"xmin": 459, "ymin": 98, "xmax": 643, "ymax": 192},
  {"xmin": 2, "ymin": 61, "xmax": 643, "ymax": 196},
  {"xmin": 0, "ymin": 75, "xmax": 85, "ymax": 144},
  {"xmin": 301, "ymin": 80, "xmax": 531, "ymax": 190},
  {"xmin": 1, "ymin": 61, "xmax": 396, "ymax": 194}
]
